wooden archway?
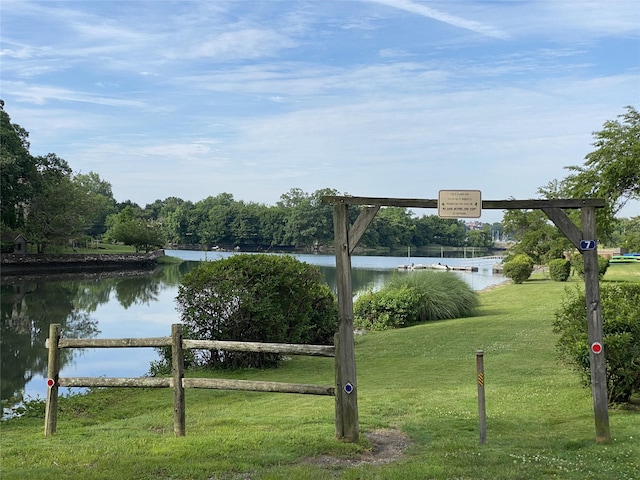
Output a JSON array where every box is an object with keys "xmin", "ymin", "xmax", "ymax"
[{"xmin": 323, "ymin": 195, "xmax": 609, "ymax": 444}]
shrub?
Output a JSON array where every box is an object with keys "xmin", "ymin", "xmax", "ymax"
[
  {"xmin": 548, "ymin": 258, "xmax": 571, "ymax": 282},
  {"xmin": 170, "ymin": 254, "xmax": 337, "ymax": 370},
  {"xmin": 570, "ymin": 253, "xmax": 609, "ymax": 278},
  {"xmin": 502, "ymin": 254, "xmax": 534, "ymax": 284},
  {"xmin": 354, "ymin": 270, "xmax": 479, "ymax": 331},
  {"xmin": 553, "ymin": 284, "xmax": 640, "ymax": 403},
  {"xmin": 354, "ymin": 285, "xmax": 422, "ymax": 330}
]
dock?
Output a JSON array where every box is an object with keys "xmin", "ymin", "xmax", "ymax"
[{"xmin": 397, "ymin": 263, "xmax": 478, "ymax": 272}]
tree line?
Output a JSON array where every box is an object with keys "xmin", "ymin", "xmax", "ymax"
[{"xmin": 1, "ymin": 102, "xmax": 496, "ymax": 254}]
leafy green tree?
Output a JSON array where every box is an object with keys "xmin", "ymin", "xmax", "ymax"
[
  {"xmin": 369, "ymin": 207, "xmax": 415, "ymax": 248},
  {"xmin": 465, "ymin": 226, "xmax": 493, "ymax": 248},
  {"xmin": 502, "ymin": 209, "xmax": 569, "ymax": 264},
  {"xmin": 278, "ymin": 188, "xmax": 337, "ymax": 247},
  {"xmin": 24, "ymin": 154, "xmax": 92, "ymax": 253},
  {"xmin": 73, "ymin": 172, "xmax": 117, "ymax": 238},
  {"xmin": 0, "ymin": 102, "xmax": 37, "ymax": 243},
  {"xmin": 258, "ymin": 205, "xmax": 288, "ymax": 247},
  {"xmin": 412, "ymin": 215, "xmax": 467, "ymax": 247},
  {"xmin": 174, "ymin": 254, "xmax": 337, "ymax": 369},
  {"xmin": 608, "ymin": 216, "xmax": 640, "ymax": 252},
  {"xmin": 543, "ymin": 106, "xmax": 640, "ymax": 238},
  {"xmin": 105, "ymin": 206, "xmax": 165, "ymax": 252},
  {"xmin": 163, "ymin": 200, "xmax": 195, "ymax": 244}
]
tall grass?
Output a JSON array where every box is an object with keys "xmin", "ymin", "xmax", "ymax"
[{"xmin": 388, "ymin": 270, "xmax": 479, "ymax": 322}]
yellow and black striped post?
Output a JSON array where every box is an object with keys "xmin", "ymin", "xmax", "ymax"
[{"xmin": 476, "ymin": 350, "xmax": 486, "ymax": 444}]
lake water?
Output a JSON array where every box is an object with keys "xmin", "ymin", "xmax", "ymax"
[{"xmin": 0, "ymin": 250, "xmax": 505, "ymax": 414}]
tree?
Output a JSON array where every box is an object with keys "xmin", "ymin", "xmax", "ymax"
[
  {"xmin": 104, "ymin": 206, "xmax": 165, "ymax": 252},
  {"xmin": 412, "ymin": 215, "xmax": 466, "ymax": 247},
  {"xmin": 73, "ymin": 172, "xmax": 117, "ymax": 237},
  {"xmin": 174, "ymin": 254, "xmax": 337, "ymax": 369},
  {"xmin": 502, "ymin": 208, "xmax": 569, "ymax": 264},
  {"xmin": 506, "ymin": 107, "xmax": 639, "ymax": 261},
  {"xmin": 368, "ymin": 207, "xmax": 415, "ymax": 248},
  {"xmin": 551, "ymin": 106, "xmax": 640, "ymax": 238},
  {"xmin": 278, "ymin": 188, "xmax": 338, "ymax": 247},
  {"xmin": 0, "ymin": 102, "xmax": 37, "ymax": 241},
  {"xmin": 608, "ymin": 216, "xmax": 640, "ymax": 252},
  {"xmin": 24, "ymin": 154, "xmax": 91, "ymax": 253},
  {"xmin": 465, "ymin": 226, "xmax": 493, "ymax": 248}
]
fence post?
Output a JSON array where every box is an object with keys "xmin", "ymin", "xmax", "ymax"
[
  {"xmin": 172, "ymin": 323, "xmax": 186, "ymax": 436},
  {"xmin": 44, "ymin": 323, "xmax": 61, "ymax": 436},
  {"xmin": 476, "ymin": 350, "xmax": 487, "ymax": 444}
]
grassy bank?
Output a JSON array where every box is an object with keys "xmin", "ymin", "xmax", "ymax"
[{"xmin": 1, "ymin": 265, "xmax": 638, "ymax": 479}]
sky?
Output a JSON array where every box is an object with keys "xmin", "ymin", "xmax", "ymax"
[{"xmin": 1, "ymin": 0, "xmax": 639, "ymax": 223}]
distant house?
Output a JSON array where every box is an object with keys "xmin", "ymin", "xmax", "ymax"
[{"xmin": 13, "ymin": 234, "xmax": 27, "ymax": 254}]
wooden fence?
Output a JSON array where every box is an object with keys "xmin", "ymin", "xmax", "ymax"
[{"xmin": 44, "ymin": 323, "xmax": 336, "ymax": 437}]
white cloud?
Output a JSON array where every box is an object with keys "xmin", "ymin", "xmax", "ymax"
[{"xmin": 369, "ymin": 0, "xmax": 510, "ymax": 39}]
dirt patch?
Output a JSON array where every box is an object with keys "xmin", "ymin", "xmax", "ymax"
[{"xmin": 306, "ymin": 429, "xmax": 411, "ymax": 468}]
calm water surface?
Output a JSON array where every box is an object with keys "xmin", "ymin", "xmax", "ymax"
[{"xmin": 1, "ymin": 250, "xmax": 504, "ymax": 413}]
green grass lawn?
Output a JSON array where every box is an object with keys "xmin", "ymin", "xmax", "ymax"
[{"xmin": 1, "ymin": 265, "xmax": 638, "ymax": 479}]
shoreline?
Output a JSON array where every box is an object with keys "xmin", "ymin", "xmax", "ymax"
[{"xmin": 0, "ymin": 250, "xmax": 165, "ymax": 275}]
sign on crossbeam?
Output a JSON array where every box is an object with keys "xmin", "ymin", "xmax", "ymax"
[{"xmin": 438, "ymin": 190, "xmax": 482, "ymax": 218}]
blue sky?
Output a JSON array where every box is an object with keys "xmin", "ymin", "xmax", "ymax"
[{"xmin": 2, "ymin": 0, "xmax": 639, "ymax": 223}]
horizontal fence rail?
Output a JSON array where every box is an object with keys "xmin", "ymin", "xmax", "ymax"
[
  {"xmin": 56, "ymin": 377, "xmax": 335, "ymax": 396},
  {"xmin": 44, "ymin": 323, "xmax": 336, "ymax": 437},
  {"xmin": 46, "ymin": 337, "xmax": 334, "ymax": 356}
]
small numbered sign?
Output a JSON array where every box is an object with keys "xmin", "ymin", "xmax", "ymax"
[{"xmin": 580, "ymin": 240, "xmax": 596, "ymax": 251}]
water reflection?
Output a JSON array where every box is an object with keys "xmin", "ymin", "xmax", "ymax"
[{"xmin": 1, "ymin": 252, "xmax": 504, "ymax": 414}]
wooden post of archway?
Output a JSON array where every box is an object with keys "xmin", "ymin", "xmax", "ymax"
[{"xmin": 324, "ymin": 195, "xmax": 610, "ymax": 444}]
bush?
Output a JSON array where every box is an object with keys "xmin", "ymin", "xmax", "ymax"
[
  {"xmin": 502, "ymin": 254, "xmax": 534, "ymax": 284},
  {"xmin": 170, "ymin": 254, "xmax": 337, "ymax": 370},
  {"xmin": 548, "ymin": 258, "xmax": 571, "ymax": 282},
  {"xmin": 553, "ymin": 283, "xmax": 640, "ymax": 403},
  {"xmin": 570, "ymin": 253, "xmax": 609, "ymax": 278},
  {"xmin": 354, "ymin": 285, "xmax": 422, "ymax": 331},
  {"xmin": 354, "ymin": 270, "xmax": 479, "ymax": 331}
]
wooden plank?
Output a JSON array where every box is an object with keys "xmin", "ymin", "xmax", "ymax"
[
  {"xmin": 53, "ymin": 337, "xmax": 172, "ymax": 348},
  {"xmin": 348, "ymin": 206, "xmax": 380, "ymax": 254},
  {"xmin": 581, "ymin": 206, "xmax": 610, "ymax": 443},
  {"xmin": 483, "ymin": 199, "xmax": 605, "ymax": 209},
  {"xmin": 172, "ymin": 324, "xmax": 186, "ymax": 437},
  {"xmin": 183, "ymin": 378, "xmax": 335, "ymax": 396},
  {"xmin": 44, "ymin": 323, "xmax": 61, "ymax": 437},
  {"xmin": 332, "ymin": 203, "xmax": 359, "ymax": 442},
  {"xmin": 182, "ymin": 339, "xmax": 334, "ymax": 357},
  {"xmin": 323, "ymin": 196, "xmax": 437, "ymax": 208},
  {"xmin": 322, "ymin": 195, "xmax": 605, "ymax": 210},
  {"xmin": 58, "ymin": 377, "xmax": 172, "ymax": 388},
  {"xmin": 542, "ymin": 207, "xmax": 582, "ymax": 249}
]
